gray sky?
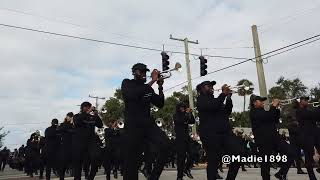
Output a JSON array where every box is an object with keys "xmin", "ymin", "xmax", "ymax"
[{"xmin": 1, "ymin": 0, "xmax": 320, "ymax": 149}]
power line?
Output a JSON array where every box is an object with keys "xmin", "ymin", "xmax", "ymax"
[
  {"xmin": 164, "ymin": 33, "xmax": 320, "ymax": 92},
  {"xmin": 262, "ymin": 37, "xmax": 320, "ymax": 59},
  {"xmin": 0, "ymin": 23, "xmax": 248, "ymax": 60},
  {"xmin": 0, "ymin": 7, "xmax": 185, "ymax": 48}
]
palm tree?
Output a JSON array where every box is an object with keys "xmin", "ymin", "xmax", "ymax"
[{"xmin": 237, "ymin": 79, "xmax": 254, "ymax": 112}]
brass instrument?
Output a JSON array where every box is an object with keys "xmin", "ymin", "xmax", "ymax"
[
  {"xmin": 148, "ymin": 62, "xmax": 182, "ymax": 79},
  {"xmin": 96, "ymin": 127, "xmax": 106, "ymax": 148},
  {"xmin": 309, "ymin": 102, "xmax": 320, "ymax": 107},
  {"xmin": 155, "ymin": 118, "xmax": 164, "ymax": 127},
  {"xmin": 279, "ymin": 98, "xmax": 298, "ymax": 106},
  {"xmin": 214, "ymin": 81, "xmax": 251, "ymax": 94},
  {"xmin": 117, "ymin": 118, "xmax": 125, "ymax": 129}
]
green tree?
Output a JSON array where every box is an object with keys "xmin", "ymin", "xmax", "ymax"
[
  {"xmin": 269, "ymin": 76, "xmax": 308, "ymax": 99},
  {"xmin": 101, "ymin": 88, "xmax": 124, "ymax": 125},
  {"xmin": 236, "ymin": 79, "xmax": 254, "ymax": 112},
  {"xmin": 310, "ymin": 83, "xmax": 320, "ymax": 100},
  {"xmin": 268, "ymin": 77, "xmax": 308, "ymax": 128},
  {"xmin": 230, "ymin": 111, "xmax": 251, "ymax": 128},
  {"xmin": 0, "ymin": 127, "xmax": 9, "ymax": 148}
]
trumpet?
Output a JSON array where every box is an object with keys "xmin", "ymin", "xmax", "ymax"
[
  {"xmin": 155, "ymin": 118, "xmax": 164, "ymax": 127},
  {"xmin": 117, "ymin": 119, "xmax": 125, "ymax": 129},
  {"xmin": 309, "ymin": 102, "xmax": 320, "ymax": 107},
  {"xmin": 149, "ymin": 62, "xmax": 182, "ymax": 79},
  {"xmin": 279, "ymin": 98, "xmax": 299, "ymax": 106},
  {"xmin": 214, "ymin": 81, "xmax": 251, "ymax": 93}
]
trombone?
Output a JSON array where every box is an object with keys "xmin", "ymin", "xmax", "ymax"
[{"xmin": 149, "ymin": 62, "xmax": 182, "ymax": 79}]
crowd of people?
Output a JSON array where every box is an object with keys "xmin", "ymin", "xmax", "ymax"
[{"xmin": 0, "ymin": 62, "xmax": 320, "ymax": 180}]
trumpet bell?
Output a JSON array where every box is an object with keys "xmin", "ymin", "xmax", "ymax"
[
  {"xmin": 174, "ymin": 62, "xmax": 182, "ymax": 70},
  {"xmin": 155, "ymin": 118, "xmax": 164, "ymax": 127}
]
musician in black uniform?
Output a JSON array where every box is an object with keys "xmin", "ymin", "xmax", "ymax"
[
  {"xmin": 57, "ymin": 112, "xmax": 74, "ymax": 180},
  {"xmin": 173, "ymin": 101, "xmax": 195, "ymax": 180},
  {"xmin": 72, "ymin": 102, "xmax": 103, "ymax": 180},
  {"xmin": 0, "ymin": 147, "xmax": 10, "ymax": 171},
  {"xmin": 296, "ymin": 96, "xmax": 319, "ymax": 180},
  {"xmin": 44, "ymin": 119, "xmax": 60, "ymax": 179},
  {"xmin": 196, "ymin": 81, "xmax": 243, "ymax": 180},
  {"xmin": 250, "ymin": 95, "xmax": 295, "ymax": 180},
  {"xmin": 104, "ymin": 121, "xmax": 122, "ymax": 180},
  {"xmin": 287, "ymin": 101, "xmax": 307, "ymax": 175},
  {"xmin": 121, "ymin": 63, "xmax": 170, "ymax": 180}
]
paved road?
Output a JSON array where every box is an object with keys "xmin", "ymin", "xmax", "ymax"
[{"xmin": 1, "ymin": 168, "xmax": 320, "ymax": 180}]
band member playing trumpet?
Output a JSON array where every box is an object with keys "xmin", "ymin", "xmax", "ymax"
[
  {"xmin": 296, "ymin": 96, "xmax": 319, "ymax": 180},
  {"xmin": 121, "ymin": 63, "xmax": 170, "ymax": 180},
  {"xmin": 196, "ymin": 81, "xmax": 243, "ymax": 180},
  {"xmin": 72, "ymin": 102, "xmax": 103, "ymax": 180},
  {"xmin": 250, "ymin": 95, "xmax": 295, "ymax": 180},
  {"xmin": 173, "ymin": 102, "xmax": 195, "ymax": 180}
]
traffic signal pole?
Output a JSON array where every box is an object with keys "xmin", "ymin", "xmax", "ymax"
[{"xmin": 170, "ymin": 35, "xmax": 198, "ymax": 134}]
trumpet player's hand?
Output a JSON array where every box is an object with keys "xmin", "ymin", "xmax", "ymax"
[
  {"xmin": 151, "ymin": 69, "xmax": 159, "ymax": 82},
  {"xmin": 157, "ymin": 77, "xmax": 164, "ymax": 86},
  {"xmin": 272, "ymin": 99, "xmax": 280, "ymax": 107},
  {"xmin": 186, "ymin": 108, "xmax": 192, "ymax": 113},
  {"xmin": 222, "ymin": 84, "xmax": 231, "ymax": 95}
]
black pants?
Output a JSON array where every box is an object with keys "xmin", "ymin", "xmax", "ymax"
[
  {"xmin": 289, "ymin": 136, "xmax": 304, "ymax": 171},
  {"xmin": 301, "ymin": 133, "xmax": 318, "ymax": 180},
  {"xmin": 0, "ymin": 158, "xmax": 7, "ymax": 171},
  {"xmin": 45, "ymin": 151, "xmax": 58, "ymax": 180},
  {"xmin": 200, "ymin": 132, "xmax": 243, "ymax": 180},
  {"xmin": 255, "ymin": 132, "xmax": 295, "ymax": 180},
  {"xmin": 123, "ymin": 124, "xmax": 170, "ymax": 180},
  {"xmin": 72, "ymin": 137, "xmax": 101, "ymax": 180},
  {"xmin": 176, "ymin": 138, "xmax": 190, "ymax": 178},
  {"xmin": 58, "ymin": 145, "xmax": 72, "ymax": 180}
]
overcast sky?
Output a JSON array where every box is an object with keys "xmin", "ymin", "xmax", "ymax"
[{"xmin": 1, "ymin": 0, "xmax": 320, "ymax": 149}]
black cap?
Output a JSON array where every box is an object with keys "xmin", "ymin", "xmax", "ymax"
[
  {"xmin": 66, "ymin": 112, "xmax": 74, "ymax": 117},
  {"xmin": 80, "ymin": 102, "xmax": 92, "ymax": 109},
  {"xmin": 196, "ymin": 83, "xmax": 202, "ymax": 92},
  {"xmin": 300, "ymin": 96, "xmax": 309, "ymax": 101},
  {"xmin": 177, "ymin": 102, "xmax": 187, "ymax": 108},
  {"xmin": 51, "ymin": 119, "xmax": 58, "ymax": 125},
  {"xmin": 251, "ymin": 95, "xmax": 267, "ymax": 102},
  {"xmin": 132, "ymin": 63, "xmax": 150, "ymax": 72},
  {"xmin": 201, "ymin": 81, "xmax": 217, "ymax": 87}
]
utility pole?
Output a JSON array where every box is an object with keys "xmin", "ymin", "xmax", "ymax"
[
  {"xmin": 89, "ymin": 94, "xmax": 106, "ymax": 110},
  {"xmin": 170, "ymin": 34, "xmax": 199, "ymax": 134},
  {"xmin": 251, "ymin": 25, "xmax": 268, "ymax": 100}
]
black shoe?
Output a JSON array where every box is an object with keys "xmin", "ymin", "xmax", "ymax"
[
  {"xmin": 114, "ymin": 172, "xmax": 118, "ymax": 179},
  {"xmin": 142, "ymin": 168, "xmax": 151, "ymax": 179},
  {"xmin": 275, "ymin": 172, "xmax": 287, "ymax": 180},
  {"xmin": 297, "ymin": 170, "xmax": 307, "ymax": 174},
  {"xmin": 316, "ymin": 168, "xmax": 320, "ymax": 174},
  {"xmin": 184, "ymin": 170, "xmax": 193, "ymax": 179},
  {"xmin": 216, "ymin": 173, "xmax": 223, "ymax": 179},
  {"xmin": 177, "ymin": 178, "xmax": 184, "ymax": 180},
  {"xmin": 242, "ymin": 168, "xmax": 247, "ymax": 172}
]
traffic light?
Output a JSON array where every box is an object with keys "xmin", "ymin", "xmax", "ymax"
[
  {"xmin": 199, "ymin": 56, "xmax": 207, "ymax": 76},
  {"xmin": 161, "ymin": 51, "xmax": 170, "ymax": 71}
]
